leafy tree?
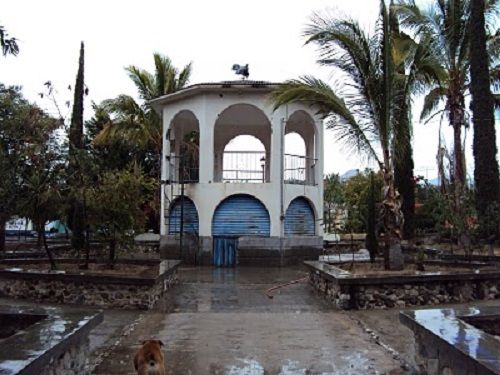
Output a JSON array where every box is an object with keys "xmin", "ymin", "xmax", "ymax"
[
  {"xmin": 19, "ymin": 117, "xmax": 65, "ymax": 269},
  {"xmin": 87, "ymin": 165, "xmax": 157, "ymax": 266},
  {"xmin": 0, "ymin": 26, "xmax": 18, "ymax": 57},
  {"xmin": 271, "ymin": 1, "xmax": 441, "ymax": 269},
  {"xmin": 469, "ymin": 0, "xmax": 499, "ymax": 237},
  {"xmin": 0, "ymin": 85, "xmax": 58, "ymax": 250},
  {"xmin": 323, "ymin": 173, "xmax": 345, "ymax": 233}
]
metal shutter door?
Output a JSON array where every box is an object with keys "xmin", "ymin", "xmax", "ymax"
[
  {"xmin": 284, "ymin": 197, "xmax": 315, "ymax": 236},
  {"xmin": 212, "ymin": 194, "xmax": 270, "ymax": 237},
  {"xmin": 169, "ymin": 198, "xmax": 199, "ymax": 234}
]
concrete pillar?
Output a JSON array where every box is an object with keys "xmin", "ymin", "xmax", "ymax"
[
  {"xmin": 199, "ymin": 100, "xmax": 216, "ymax": 183},
  {"xmin": 270, "ymin": 109, "xmax": 285, "ymax": 237},
  {"xmin": 316, "ymin": 119, "xmax": 324, "ymax": 236},
  {"xmin": 160, "ymin": 110, "xmax": 172, "ymax": 235}
]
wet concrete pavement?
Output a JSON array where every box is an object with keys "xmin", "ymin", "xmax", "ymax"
[{"xmin": 93, "ymin": 266, "xmax": 405, "ymax": 374}]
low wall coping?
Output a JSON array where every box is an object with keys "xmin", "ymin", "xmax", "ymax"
[
  {"xmin": 0, "ymin": 305, "xmax": 103, "ymax": 375},
  {"xmin": 0, "ymin": 259, "xmax": 181, "ymax": 286},
  {"xmin": 400, "ymin": 305, "xmax": 500, "ymax": 375},
  {"xmin": 304, "ymin": 260, "xmax": 500, "ymax": 286}
]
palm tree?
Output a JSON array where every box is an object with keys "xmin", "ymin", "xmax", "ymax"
[
  {"xmin": 94, "ymin": 53, "xmax": 192, "ymax": 231},
  {"xmin": 94, "ymin": 53, "xmax": 192, "ymax": 172},
  {"xmin": 393, "ymin": 0, "xmax": 498, "ymax": 199},
  {"xmin": 270, "ymin": 1, "xmax": 443, "ymax": 269},
  {"xmin": 469, "ymin": 0, "xmax": 499, "ymax": 236}
]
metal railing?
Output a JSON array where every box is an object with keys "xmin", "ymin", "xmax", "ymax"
[
  {"xmin": 284, "ymin": 153, "xmax": 316, "ymax": 185},
  {"xmin": 222, "ymin": 151, "xmax": 266, "ymax": 183},
  {"xmin": 168, "ymin": 155, "xmax": 199, "ymax": 183}
]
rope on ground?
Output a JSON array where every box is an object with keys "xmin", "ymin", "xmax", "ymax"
[{"xmin": 264, "ymin": 276, "xmax": 309, "ymax": 299}]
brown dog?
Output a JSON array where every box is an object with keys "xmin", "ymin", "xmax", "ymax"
[{"xmin": 134, "ymin": 340, "xmax": 165, "ymax": 375}]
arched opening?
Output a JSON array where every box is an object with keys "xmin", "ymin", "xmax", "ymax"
[
  {"xmin": 168, "ymin": 197, "xmax": 199, "ymax": 235},
  {"xmin": 285, "ymin": 110, "xmax": 316, "ymax": 185},
  {"xmin": 284, "ymin": 197, "xmax": 316, "ymax": 236},
  {"xmin": 222, "ymin": 135, "xmax": 266, "ymax": 183},
  {"xmin": 284, "ymin": 132, "xmax": 307, "ymax": 184},
  {"xmin": 214, "ymin": 104, "xmax": 271, "ymax": 183},
  {"xmin": 212, "ymin": 194, "xmax": 270, "ymax": 237},
  {"xmin": 169, "ymin": 110, "xmax": 200, "ymax": 183}
]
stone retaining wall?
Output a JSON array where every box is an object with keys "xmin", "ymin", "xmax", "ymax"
[
  {"xmin": 40, "ymin": 338, "xmax": 90, "ymax": 375},
  {"xmin": 0, "ymin": 260, "xmax": 179, "ymax": 309},
  {"xmin": 306, "ymin": 261, "xmax": 500, "ymax": 310}
]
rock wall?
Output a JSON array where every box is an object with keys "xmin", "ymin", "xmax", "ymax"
[
  {"xmin": 309, "ymin": 271, "xmax": 500, "ymax": 310},
  {"xmin": 0, "ymin": 271, "xmax": 178, "ymax": 309},
  {"xmin": 40, "ymin": 338, "xmax": 89, "ymax": 375}
]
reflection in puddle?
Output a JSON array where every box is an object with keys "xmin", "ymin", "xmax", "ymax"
[
  {"xmin": 279, "ymin": 359, "xmax": 307, "ymax": 374},
  {"xmin": 227, "ymin": 358, "xmax": 264, "ymax": 375}
]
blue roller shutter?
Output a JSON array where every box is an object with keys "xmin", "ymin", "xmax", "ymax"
[
  {"xmin": 285, "ymin": 197, "xmax": 315, "ymax": 236},
  {"xmin": 169, "ymin": 198, "xmax": 199, "ymax": 234},
  {"xmin": 212, "ymin": 194, "xmax": 270, "ymax": 237}
]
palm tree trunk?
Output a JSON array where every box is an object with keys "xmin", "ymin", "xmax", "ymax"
[
  {"xmin": 470, "ymin": 0, "xmax": 500, "ymax": 238},
  {"xmin": 381, "ymin": 166, "xmax": 405, "ymax": 270},
  {"xmin": 448, "ymin": 91, "xmax": 466, "ymax": 187}
]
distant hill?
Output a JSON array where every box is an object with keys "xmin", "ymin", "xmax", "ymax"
[{"xmin": 340, "ymin": 169, "xmax": 360, "ymax": 181}]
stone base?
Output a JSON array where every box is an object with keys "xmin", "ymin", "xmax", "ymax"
[
  {"xmin": 0, "ymin": 260, "xmax": 180, "ymax": 309},
  {"xmin": 306, "ymin": 261, "xmax": 500, "ymax": 310},
  {"xmin": 160, "ymin": 235, "xmax": 322, "ymax": 266},
  {"xmin": 41, "ymin": 338, "xmax": 90, "ymax": 375}
]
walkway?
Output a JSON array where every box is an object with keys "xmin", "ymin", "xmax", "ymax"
[{"xmin": 93, "ymin": 266, "xmax": 405, "ymax": 374}]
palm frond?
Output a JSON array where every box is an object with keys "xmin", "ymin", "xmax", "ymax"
[
  {"xmin": 177, "ymin": 62, "xmax": 193, "ymax": 90},
  {"xmin": 420, "ymin": 87, "xmax": 446, "ymax": 122},
  {"xmin": 270, "ymin": 76, "xmax": 381, "ymax": 164},
  {"xmin": 304, "ymin": 13, "xmax": 379, "ymax": 134},
  {"xmin": 125, "ymin": 66, "xmax": 155, "ymax": 101}
]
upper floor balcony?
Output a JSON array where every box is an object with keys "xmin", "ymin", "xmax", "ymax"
[{"xmin": 159, "ymin": 85, "xmax": 322, "ymax": 187}]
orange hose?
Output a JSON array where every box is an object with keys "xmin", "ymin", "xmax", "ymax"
[{"xmin": 264, "ymin": 276, "xmax": 308, "ymax": 299}]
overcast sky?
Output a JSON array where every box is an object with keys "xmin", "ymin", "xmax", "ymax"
[{"xmin": 1, "ymin": 0, "xmax": 498, "ymax": 178}]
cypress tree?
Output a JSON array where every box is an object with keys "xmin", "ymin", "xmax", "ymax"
[{"xmin": 69, "ymin": 42, "xmax": 85, "ymax": 251}]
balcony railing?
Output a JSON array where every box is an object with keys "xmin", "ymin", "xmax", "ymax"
[
  {"xmin": 168, "ymin": 155, "xmax": 199, "ymax": 183},
  {"xmin": 284, "ymin": 153, "xmax": 316, "ymax": 185},
  {"xmin": 222, "ymin": 151, "xmax": 266, "ymax": 183}
]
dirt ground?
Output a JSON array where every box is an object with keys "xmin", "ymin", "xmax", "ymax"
[{"xmin": 92, "ymin": 266, "xmax": 407, "ymax": 375}]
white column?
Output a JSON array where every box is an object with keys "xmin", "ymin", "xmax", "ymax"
[
  {"xmin": 316, "ymin": 118, "xmax": 324, "ymax": 236},
  {"xmin": 160, "ymin": 109, "xmax": 171, "ymax": 235},
  {"xmin": 270, "ymin": 108, "xmax": 285, "ymax": 237},
  {"xmin": 199, "ymin": 99, "xmax": 216, "ymax": 183}
]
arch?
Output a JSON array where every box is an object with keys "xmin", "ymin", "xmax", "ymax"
[
  {"xmin": 285, "ymin": 110, "xmax": 317, "ymax": 185},
  {"xmin": 284, "ymin": 197, "xmax": 316, "ymax": 236},
  {"xmin": 169, "ymin": 110, "xmax": 200, "ymax": 182},
  {"xmin": 222, "ymin": 135, "xmax": 266, "ymax": 183},
  {"xmin": 214, "ymin": 103, "xmax": 272, "ymax": 182},
  {"xmin": 168, "ymin": 197, "xmax": 199, "ymax": 234},
  {"xmin": 212, "ymin": 194, "xmax": 270, "ymax": 237}
]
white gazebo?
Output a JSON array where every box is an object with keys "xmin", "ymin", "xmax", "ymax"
[{"xmin": 151, "ymin": 80, "xmax": 324, "ymax": 266}]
